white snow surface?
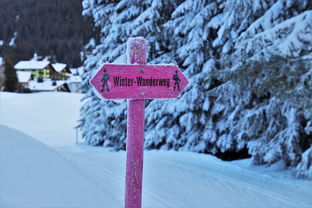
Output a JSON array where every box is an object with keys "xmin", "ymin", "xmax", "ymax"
[
  {"xmin": 0, "ymin": 92, "xmax": 78, "ymax": 146},
  {"xmin": 28, "ymin": 80, "xmax": 67, "ymax": 92},
  {"xmin": 0, "ymin": 125, "xmax": 111, "ymax": 208},
  {"xmin": 0, "ymin": 92, "xmax": 311, "ymax": 207},
  {"xmin": 14, "ymin": 60, "xmax": 50, "ymax": 70},
  {"xmin": 16, "ymin": 71, "xmax": 32, "ymax": 83},
  {"xmin": 52, "ymin": 63, "xmax": 67, "ymax": 72}
]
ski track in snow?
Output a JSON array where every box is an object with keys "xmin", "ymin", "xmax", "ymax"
[
  {"xmin": 145, "ymin": 157, "xmax": 310, "ymax": 208},
  {"xmin": 1, "ymin": 92, "xmax": 312, "ymax": 207},
  {"xmin": 60, "ymin": 150, "xmax": 174, "ymax": 207},
  {"xmin": 59, "ymin": 147, "xmax": 311, "ymax": 208},
  {"xmin": 148, "ymin": 158, "xmax": 301, "ymax": 208}
]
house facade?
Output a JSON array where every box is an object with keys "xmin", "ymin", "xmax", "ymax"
[
  {"xmin": 52, "ymin": 63, "xmax": 71, "ymax": 80},
  {"xmin": 14, "ymin": 59, "xmax": 82, "ymax": 93},
  {"xmin": 16, "ymin": 71, "xmax": 32, "ymax": 92},
  {"xmin": 14, "ymin": 60, "xmax": 58, "ymax": 81}
]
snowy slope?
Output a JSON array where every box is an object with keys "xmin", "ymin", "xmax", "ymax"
[
  {"xmin": 0, "ymin": 125, "xmax": 114, "ymax": 208},
  {"xmin": 0, "ymin": 92, "xmax": 81, "ymax": 147},
  {"xmin": 1, "ymin": 92, "xmax": 312, "ymax": 207}
]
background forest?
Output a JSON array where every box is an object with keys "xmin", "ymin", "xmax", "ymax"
[
  {"xmin": 79, "ymin": 0, "xmax": 312, "ymax": 178},
  {"xmin": 0, "ymin": 0, "xmax": 98, "ymax": 68}
]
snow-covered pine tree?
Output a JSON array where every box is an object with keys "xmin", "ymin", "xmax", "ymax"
[
  {"xmin": 145, "ymin": 0, "xmax": 263, "ymax": 155},
  {"xmin": 214, "ymin": 0, "xmax": 312, "ymax": 174},
  {"xmin": 79, "ymin": 0, "xmax": 312, "ymax": 177},
  {"xmin": 79, "ymin": 0, "xmax": 177, "ymax": 148},
  {"xmin": 146, "ymin": 0, "xmax": 312, "ymax": 176},
  {"xmin": 145, "ymin": 0, "xmax": 223, "ymax": 153},
  {"xmin": 77, "ymin": 0, "xmax": 116, "ymax": 146}
]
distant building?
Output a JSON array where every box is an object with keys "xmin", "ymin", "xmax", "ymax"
[
  {"xmin": 16, "ymin": 71, "xmax": 32, "ymax": 91},
  {"xmin": 14, "ymin": 57, "xmax": 82, "ymax": 93},
  {"xmin": 52, "ymin": 63, "xmax": 71, "ymax": 80},
  {"xmin": 67, "ymin": 75, "xmax": 82, "ymax": 93},
  {"xmin": 67, "ymin": 66, "xmax": 84, "ymax": 92},
  {"xmin": 16, "ymin": 71, "xmax": 32, "ymax": 84},
  {"xmin": 14, "ymin": 60, "xmax": 59, "ymax": 81}
]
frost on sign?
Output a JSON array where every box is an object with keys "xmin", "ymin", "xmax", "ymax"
[{"xmin": 90, "ymin": 64, "xmax": 189, "ymax": 99}]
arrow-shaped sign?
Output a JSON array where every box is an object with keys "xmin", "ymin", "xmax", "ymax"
[{"xmin": 90, "ymin": 64, "xmax": 189, "ymax": 99}]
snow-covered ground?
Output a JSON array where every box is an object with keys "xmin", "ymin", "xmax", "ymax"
[
  {"xmin": 0, "ymin": 125, "xmax": 111, "ymax": 207},
  {"xmin": 0, "ymin": 92, "xmax": 311, "ymax": 207},
  {"xmin": 0, "ymin": 92, "xmax": 81, "ymax": 147}
]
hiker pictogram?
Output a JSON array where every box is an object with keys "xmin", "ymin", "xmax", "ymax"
[
  {"xmin": 101, "ymin": 69, "xmax": 110, "ymax": 92},
  {"xmin": 173, "ymin": 70, "xmax": 181, "ymax": 92}
]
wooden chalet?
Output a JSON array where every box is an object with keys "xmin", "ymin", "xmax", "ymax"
[
  {"xmin": 14, "ymin": 60, "xmax": 62, "ymax": 81},
  {"xmin": 16, "ymin": 71, "xmax": 32, "ymax": 91},
  {"xmin": 52, "ymin": 63, "xmax": 71, "ymax": 80},
  {"xmin": 14, "ymin": 58, "xmax": 74, "ymax": 93}
]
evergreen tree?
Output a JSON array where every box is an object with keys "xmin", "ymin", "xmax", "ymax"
[
  {"xmin": 79, "ymin": 0, "xmax": 176, "ymax": 148},
  {"xmin": 209, "ymin": 0, "xmax": 312, "ymax": 174},
  {"xmin": 0, "ymin": 0, "xmax": 97, "ymax": 68},
  {"xmin": 146, "ymin": 0, "xmax": 222, "ymax": 152},
  {"xmin": 214, "ymin": 0, "xmax": 312, "ymax": 172},
  {"xmin": 0, "ymin": 57, "xmax": 5, "ymax": 90},
  {"xmin": 3, "ymin": 56, "xmax": 18, "ymax": 92},
  {"xmin": 80, "ymin": 0, "xmax": 312, "ymax": 177}
]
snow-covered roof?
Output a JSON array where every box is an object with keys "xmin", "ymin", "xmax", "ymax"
[
  {"xmin": 28, "ymin": 80, "xmax": 66, "ymax": 91},
  {"xmin": 14, "ymin": 60, "xmax": 50, "ymax": 70},
  {"xmin": 16, "ymin": 71, "xmax": 32, "ymax": 83},
  {"xmin": 52, "ymin": 63, "xmax": 67, "ymax": 72}
]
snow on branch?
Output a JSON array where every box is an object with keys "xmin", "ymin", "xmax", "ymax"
[{"xmin": 236, "ymin": 10, "xmax": 312, "ymax": 59}]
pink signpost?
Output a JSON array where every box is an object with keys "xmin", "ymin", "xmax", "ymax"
[
  {"xmin": 90, "ymin": 37, "xmax": 189, "ymax": 208},
  {"xmin": 125, "ymin": 38, "xmax": 146, "ymax": 208}
]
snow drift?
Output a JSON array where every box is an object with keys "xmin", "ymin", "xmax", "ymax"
[{"xmin": 0, "ymin": 125, "xmax": 111, "ymax": 208}]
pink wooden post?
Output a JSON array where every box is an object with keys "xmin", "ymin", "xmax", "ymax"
[{"xmin": 125, "ymin": 38, "xmax": 147, "ymax": 208}]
